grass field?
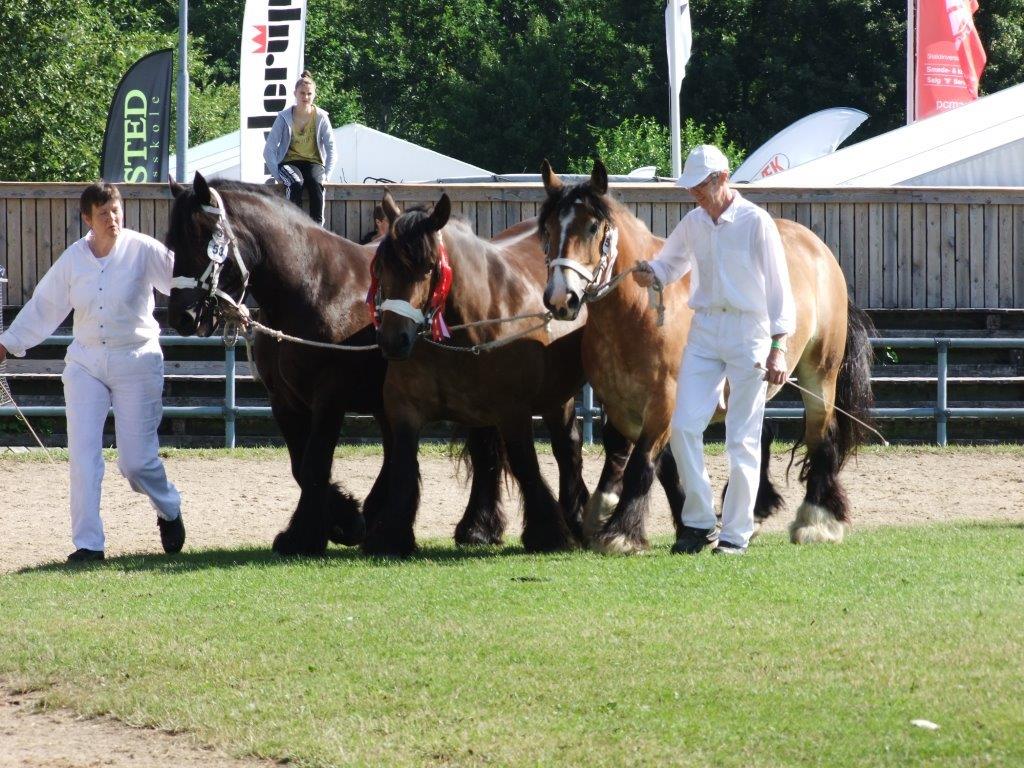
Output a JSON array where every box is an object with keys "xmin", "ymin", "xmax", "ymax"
[{"xmin": 1, "ymin": 523, "xmax": 1022, "ymax": 767}]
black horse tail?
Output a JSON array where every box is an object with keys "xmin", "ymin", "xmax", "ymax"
[{"xmin": 833, "ymin": 300, "xmax": 876, "ymax": 469}]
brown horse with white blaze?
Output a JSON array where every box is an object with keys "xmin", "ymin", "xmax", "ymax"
[{"xmin": 539, "ymin": 160, "xmax": 875, "ymax": 553}]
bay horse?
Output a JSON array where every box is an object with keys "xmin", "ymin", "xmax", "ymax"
[
  {"xmin": 165, "ymin": 173, "xmax": 508, "ymax": 555},
  {"xmin": 539, "ymin": 160, "xmax": 874, "ymax": 553},
  {"xmin": 367, "ymin": 194, "xmax": 686, "ymax": 557}
]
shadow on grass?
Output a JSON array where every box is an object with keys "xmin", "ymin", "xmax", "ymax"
[{"xmin": 16, "ymin": 540, "xmax": 560, "ymax": 576}]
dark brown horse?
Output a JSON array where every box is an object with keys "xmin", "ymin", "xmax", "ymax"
[
  {"xmin": 366, "ymin": 194, "xmax": 686, "ymax": 557},
  {"xmin": 165, "ymin": 174, "xmax": 508, "ymax": 555},
  {"xmin": 539, "ymin": 161, "xmax": 874, "ymax": 553}
]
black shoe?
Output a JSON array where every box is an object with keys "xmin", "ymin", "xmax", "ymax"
[
  {"xmin": 157, "ymin": 514, "xmax": 186, "ymax": 554},
  {"xmin": 713, "ymin": 539, "xmax": 748, "ymax": 556},
  {"xmin": 671, "ymin": 525, "xmax": 719, "ymax": 555},
  {"xmin": 67, "ymin": 548, "xmax": 104, "ymax": 563}
]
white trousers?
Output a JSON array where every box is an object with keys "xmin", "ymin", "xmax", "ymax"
[
  {"xmin": 62, "ymin": 343, "xmax": 181, "ymax": 551},
  {"xmin": 669, "ymin": 310, "xmax": 771, "ymax": 548}
]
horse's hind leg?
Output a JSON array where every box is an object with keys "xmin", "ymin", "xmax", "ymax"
[
  {"xmin": 592, "ymin": 434, "xmax": 658, "ymax": 555},
  {"xmin": 500, "ymin": 418, "xmax": 573, "ymax": 552},
  {"xmin": 790, "ymin": 373, "xmax": 850, "ymax": 544},
  {"xmin": 583, "ymin": 418, "xmax": 631, "ymax": 542},
  {"xmin": 751, "ymin": 421, "xmax": 784, "ymax": 539},
  {"xmin": 454, "ymin": 426, "xmax": 507, "ymax": 546},
  {"xmin": 542, "ymin": 400, "xmax": 588, "ymax": 544}
]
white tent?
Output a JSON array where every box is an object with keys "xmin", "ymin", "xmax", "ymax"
[
  {"xmin": 169, "ymin": 122, "xmax": 492, "ymax": 183},
  {"xmin": 752, "ymin": 82, "xmax": 1024, "ymax": 187}
]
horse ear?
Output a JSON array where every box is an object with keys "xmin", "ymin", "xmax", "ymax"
[
  {"xmin": 169, "ymin": 179, "xmax": 186, "ymax": 199},
  {"xmin": 382, "ymin": 191, "xmax": 401, "ymax": 224},
  {"xmin": 427, "ymin": 193, "xmax": 451, "ymax": 232},
  {"xmin": 590, "ymin": 160, "xmax": 609, "ymax": 196},
  {"xmin": 541, "ymin": 159, "xmax": 563, "ymax": 195},
  {"xmin": 192, "ymin": 171, "xmax": 212, "ymax": 206}
]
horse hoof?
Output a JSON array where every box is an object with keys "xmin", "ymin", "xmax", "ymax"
[
  {"xmin": 362, "ymin": 530, "xmax": 417, "ymax": 559},
  {"xmin": 582, "ymin": 492, "xmax": 619, "ymax": 542},
  {"xmin": 590, "ymin": 532, "xmax": 649, "ymax": 556},
  {"xmin": 454, "ymin": 527, "xmax": 503, "ymax": 547},
  {"xmin": 272, "ymin": 528, "xmax": 328, "ymax": 557},
  {"xmin": 329, "ymin": 514, "xmax": 367, "ymax": 547},
  {"xmin": 521, "ymin": 528, "xmax": 574, "ymax": 553},
  {"xmin": 789, "ymin": 502, "xmax": 849, "ymax": 544}
]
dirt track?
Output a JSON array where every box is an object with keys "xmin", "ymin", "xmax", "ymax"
[
  {"xmin": 2, "ymin": 448, "xmax": 1022, "ymax": 572},
  {"xmin": 1, "ymin": 448, "xmax": 1022, "ymax": 767}
]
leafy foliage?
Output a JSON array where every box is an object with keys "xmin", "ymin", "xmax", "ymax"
[
  {"xmin": 567, "ymin": 116, "xmax": 745, "ymax": 177},
  {"xmin": 3, "ymin": 0, "xmax": 1023, "ymax": 181}
]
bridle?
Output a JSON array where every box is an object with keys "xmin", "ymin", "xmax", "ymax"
[
  {"xmin": 544, "ymin": 219, "xmax": 620, "ymax": 302},
  {"xmin": 170, "ymin": 188, "xmax": 251, "ymax": 326},
  {"xmin": 366, "ymin": 234, "xmax": 453, "ymax": 342}
]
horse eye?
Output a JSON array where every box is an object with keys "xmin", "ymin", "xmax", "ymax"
[{"xmin": 589, "ymin": 222, "xmax": 599, "ymax": 235}]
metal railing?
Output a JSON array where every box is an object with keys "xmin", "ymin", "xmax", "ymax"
[{"xmin": 1, "ymin": 335, "xmax": 1022, "ymax": 448}]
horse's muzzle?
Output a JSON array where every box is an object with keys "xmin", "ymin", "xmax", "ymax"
[
  {"xmin": 377, "ymin": 327, "xmax": 416, "ymax": 361},
  {"xmin": 543, "ymin": 286, "xmax": 582, "ymax": 321}
]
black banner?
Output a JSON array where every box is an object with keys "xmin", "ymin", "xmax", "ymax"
[{"xmin": 100, "ymin": 49, "xmax": 173, "ymax": 183}]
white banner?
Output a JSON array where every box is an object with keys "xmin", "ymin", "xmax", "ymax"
[
  {"xmin": 239, "ymin": 0, "xmax": 308, "ymax": 182},
  {"xmin": 665, "ymin": 0, "xmax": 692, "ymax": 96},
  {"xmin": 733, "ymin": 108, "xmax": 869, "ymax": 183},
  {"xmin": 666, "ymin": 0, "xmax": 693, "ymax": 177}
]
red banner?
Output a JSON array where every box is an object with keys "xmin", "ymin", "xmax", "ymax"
[{"xmin": 915, "ymin": 0, "xmax": 986, "ymax": 120}]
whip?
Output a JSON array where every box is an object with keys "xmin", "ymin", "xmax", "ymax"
[
  {"xmin": 756, "ymin": 362, "xmax": 889, "ymax": 446},
  {"xmin": 0, "ymin": 267, "xmax": 56, "ymax": 462}
]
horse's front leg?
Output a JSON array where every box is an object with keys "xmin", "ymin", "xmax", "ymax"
[
  {"xmin": 583, "ymin": 418, "xmax": 631, "ymax": 542},
  {"xmin": 361, "ymin": 411, "xmax": 392, "ymax": 533},
  {"xmin": 454, "ymin": 426, "xmax": 507, "ymax": 546},
  {"xmin": 591, "ymin": 432, "xmax": 663, "ymax": 555},
  {"xmin": 542, "ymin": 400, "xmax": 588, "ymax": 544},
  {"xmin": 500, "ymin": 417, "xmax": 574, "ymax": 553},
  {"xmin": 362, "ymin": 415, "xmax": 422, "ymax": 558},
  {"xmin": 273, "ymin": 402, "xmax": 360, "ymax": 555}
]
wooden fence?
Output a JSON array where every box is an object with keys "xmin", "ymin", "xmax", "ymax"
[{"xmin": 2, "ymin": 182, "xmax": 1022, "ymax": 309}]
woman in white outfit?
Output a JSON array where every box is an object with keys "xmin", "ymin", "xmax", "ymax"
[
  {"xmin": 0, "ymin": 182, "xmax": 184, "ymax": 563},
  {"xmin": 635, "ymin": 145, "xmax": 795, "ymax": 556}
]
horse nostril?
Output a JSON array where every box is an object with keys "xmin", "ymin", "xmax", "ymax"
[
  {"xmin": 543, "ymin": 286, "xmax": 553, "ymax": 307},
  {"xmin": 566, "ymin": 293, "xmax": 580, "ymax": 313}
]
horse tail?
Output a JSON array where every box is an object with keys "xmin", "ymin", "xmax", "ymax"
[{"xmin": 833, "ymin": 299, "xmax": 876, "ymax": 468}]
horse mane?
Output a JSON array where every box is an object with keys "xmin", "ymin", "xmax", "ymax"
[
  {"xmin": 380, "ymin": 207, "xmax": 475, "ymax": 278},
  {"xmin": 538, "ymin": 180, "xmax": 615, "ymax": 236}
]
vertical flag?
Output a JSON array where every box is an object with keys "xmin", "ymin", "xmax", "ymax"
[
  {"xmin": 99, "ymin": 49, "xmax": 174, "ymax": 183},
  {"xmin": 239, "ymin": 0, "xmax": 308, "ymax": 182},
  {"xmin": 911, "ymin": 0, "xmax": 986, "ymax": 122},
  {"xmin": 665, "ymin": 0, "xmax": 692, "ymax": 177}
]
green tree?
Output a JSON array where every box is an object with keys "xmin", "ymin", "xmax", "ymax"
[{"xmin": 566, "ymin": 116, "xmax": 744, "ymax": 176}]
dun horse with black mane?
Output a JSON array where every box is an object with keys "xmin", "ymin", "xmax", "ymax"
[
  {"xmin": 165, "ymin": 174, "xmax": 508, "ymax": 555},
  {"xmin": 539, "ymin": 160, "xmax": 874, "ymax": 554}
]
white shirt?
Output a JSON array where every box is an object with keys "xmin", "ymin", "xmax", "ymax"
[
  {"xmin": 0, "ymin": 229, "xmax": 173, "ymax": 358},
  {"xmin": 649, "ymin": 192, "xmax": 796, "ymax": 337}
]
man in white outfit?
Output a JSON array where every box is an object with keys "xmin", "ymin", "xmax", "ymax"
[
  {"xmin": 635, "ymin": 145, "xmax": 795, "ymax": 555},
  {"xmin": 0, "ymin": 183, "xmax": 184, "ymax": 563}
]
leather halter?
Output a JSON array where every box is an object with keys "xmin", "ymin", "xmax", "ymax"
[
  {"xmin": 547, "ymin": 224, "xmax": 620, "ymax": 299},
  {"xmin": 170, "ymin": 188, "xmax": 251, "ymax": 318}
]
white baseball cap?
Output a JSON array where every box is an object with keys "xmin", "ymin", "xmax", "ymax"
[{"xmin": 676, "ymin": 144, "xmax": 730, "ymax": 188}]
